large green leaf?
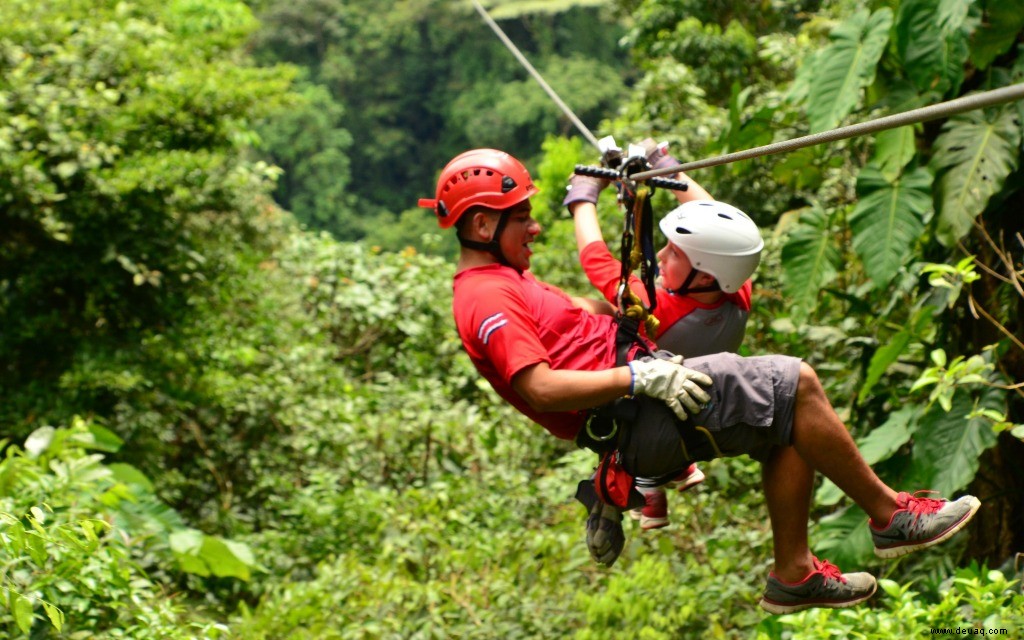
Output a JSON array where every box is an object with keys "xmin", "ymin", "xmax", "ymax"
[
  {"xmin": 930, "ymin": 103, "xmax": 1022, "ymax": 246},
  {"xmin": 850, "ymin": 165, "xmax": 932, "ymax": 288},
  {"xmin": 894, "ymin": 0, "xmax": 970, "ymax": 95},
  {"xmin": 910, "ymin": 388, "xmax": 1001, "ymax": 495},
  {"xmin": 780, "ymin": 208, "xmax": 841, "ymax": 313},
  {"xmin": 969, "ymin": 0, "xmax": 1024, "ymax": 70},
  {"xmin": 805, "ymin": 8, "xmax": 892, "ymax": 132},
  {"xmin": 873, "ymin": 126, "xmax": 918, "ymax": 181},
  {"xmin": 858, "ymin": 306, "xmax": 935, "ymax": 402},
  {"xmin": 814, "ymin": 505, "xmax": 875, "ymax": 569}
]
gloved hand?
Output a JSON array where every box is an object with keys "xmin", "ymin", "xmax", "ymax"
[
  {"xmin": 562, "ymin": 173, "xmax": 610, "ymax": 210},
  {"xmin": 586, "ymin": 500, "xmax": 625, "ymax": 566},
  {"xmin": 628, "ymin": 355, "xmax": 713, "ymax": 421},
  {"xmin": 638, "ymin": 137, "xmax": 679, "ymax": 171}
]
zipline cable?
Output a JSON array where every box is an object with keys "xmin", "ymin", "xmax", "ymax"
[
  {"xmin": 469, "ymin": 0, "xmax": 602, "ymax": 151},
  {"xmin": 633, "ymin": 83, "xmax": 1024, "ymax": 180}
]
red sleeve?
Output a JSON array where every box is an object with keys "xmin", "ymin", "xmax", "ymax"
[
  {"xmin": 460, "ymin": 278, "xmax": 551, "ymax": 384},
  {"xmin": 579, "ymin": 241, "xmax": 651, "ymax": 308}
]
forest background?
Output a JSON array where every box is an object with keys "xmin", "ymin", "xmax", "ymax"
[{"xmin": 2, "ymin": 0, "xmax": 1024, "ymax": 637}]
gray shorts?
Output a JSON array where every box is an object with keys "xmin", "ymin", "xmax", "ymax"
[{"xmin": 618, "ymin": 353, "xmax": 802, "ymax": 479}]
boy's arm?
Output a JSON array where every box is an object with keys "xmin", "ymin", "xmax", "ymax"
[{"xmin": 640, "ymin": 138, "xmax": 714, "ymax": 203}]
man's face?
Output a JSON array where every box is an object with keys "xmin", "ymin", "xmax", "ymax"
[{"xmin": 496, "ymin": 201, "xmax": 542, "ymax": 271}]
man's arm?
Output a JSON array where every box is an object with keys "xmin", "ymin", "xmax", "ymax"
[
  {"xmin": 570, "ymin": 294, "xmax": 615, "ymax": 316},
  {"xmin": 512, "ymin": 361, "xmax": 631, "ymax": 413},
  {"xmin": 512, "ymin": 358, "xmax": 713, "ymax": 421}
]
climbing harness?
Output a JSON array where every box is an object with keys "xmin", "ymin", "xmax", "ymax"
[
  {"xmin": 574, "ymin": 138, "xmax": 691, "ymax": 350},
  {"xmin": 573, "ymin": 138, "xmax": 694, "ymax": 459}
]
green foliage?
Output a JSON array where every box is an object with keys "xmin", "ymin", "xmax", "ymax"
[
  {"xmin": 0, "ymin": 420, "xmax": 235, "ymax": 638},
  {"xmin": 969, "ymin": 0, "xmax": 1024, "ymax": 69},
  {"xmin": 758, "ymin": 569, "xmax": 1024, "ymax": 638},
  {"xmin": 849, "ymin": 164, "xmax": 931, "ymax": 288},
  {"xmin": 930, "ymin": 101, "xmax": 1022, "ymax": 246},
  {"xmin": 803, "ymin": 8, "xmax": 892, "ymax": 133},
  {"xmin": 0, "ymin": 0, "xmax": 296, "ymax": 391},
  {"xmin": 894, "ymin": 0, "xmax": 971, "ymax": 98},
  {"xmin": 248, "ymin": 0, "xmax": 628, "ymax": 241},
  {"xmin": 254, "ymin": 83, "xmax": 357, "ymax": 236},
  {"xmin": 779, "ymin": 207, "xmax": 842, "ymax": 316}
]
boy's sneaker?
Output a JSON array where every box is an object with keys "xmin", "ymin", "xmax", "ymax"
[
  {"xmin": 668, "ymin": 463, "xmax": 705, "ymax": 493},
  {"xmin": 870, "ymin": 490, "xmax": 981, "ymax": 559},
  {"xmin": 628, "ymin": 464, "xmax": 705, "ymax": 529},
  {"xmin": 759, "ymin": 557, "xmax": 877, "ymax": 614},
  {"xmin": 628, "ymin": 486, "xmax": 669, "ymax": 530}
]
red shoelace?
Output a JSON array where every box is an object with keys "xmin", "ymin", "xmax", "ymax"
[
  {"xmin": 899, "ymin": 490, "xmax": 946, "ymax": 515},
  {"xmin": 813, "ymin": 557, "xmax": 847, "ymax": 584}
]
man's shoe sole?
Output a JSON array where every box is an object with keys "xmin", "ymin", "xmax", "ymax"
[
  {"xmin": 758, "ymin": 581, "xmax": 877, "ymax": 615},
  {"xmin": 873, "ymin": 496, "xmax": 981, "ymax": 559}
]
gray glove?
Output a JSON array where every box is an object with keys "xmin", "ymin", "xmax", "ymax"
[
  {"xmin": 638, "ymin": 137, "xmax": 679, "ymax": 171},
  {"xmin": 563, "ymin": 173, "xmax": 609, "ymax": 210},
  {"xmin": 586, "ymin": 501, "xmax": 625, "ymax": 566},
  {"xmin": 629, "ymin": 355, "xmax": 713, "ymax": 421}
]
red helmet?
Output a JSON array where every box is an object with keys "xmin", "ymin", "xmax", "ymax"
[{"xmin": 418, "ymin": 149, "xmax": 538, "ymax": 228}]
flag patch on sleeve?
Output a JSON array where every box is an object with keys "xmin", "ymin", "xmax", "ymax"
[{"xmin": 478, "ymin": 312, "xmax": 507, "ymax": 345}]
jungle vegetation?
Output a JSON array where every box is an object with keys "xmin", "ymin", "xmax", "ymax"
[{"xmin": 1, "ymin": 0, "xmax": 1023, "ymax": 637}]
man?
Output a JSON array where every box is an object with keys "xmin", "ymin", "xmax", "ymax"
[{"xmin": 418, "ymin": 148, "xmax": 980, "ymax": 614}]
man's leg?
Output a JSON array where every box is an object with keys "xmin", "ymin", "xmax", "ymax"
[
  {"xmin": 775, "ymin": 361, "xmax": 980, "ymax": 563},
  {"xmin": 760, "ymin": 441, "xmax": 877, "ymax": 613},
  {"xmin": 788, "ymin": 363, "xmax": 898, "ymax": 525},
  {"xmin": 762, "ymin": 444, "xmax": 815, "ymax": 582}
]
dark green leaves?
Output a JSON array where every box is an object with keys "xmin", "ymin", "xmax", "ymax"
[
  {"xmin": 805, "ymin": 8, "xmax": 892, "ymax": 132},
  {"xmin": 910, "ymin": 389, "xmax": 1001, "ymax": 495},
  {"xmin": 780, "ymin": 207, "xmax": 841, "ymax": 313},
  {"xmin": 930, "ymin": 102, "xmax": 1022, "ymax": 246},
  {"xmin": 969, "ymin": 0, "xmax": 1024, "ymax": 70},
  {"xmin": 849, "ymin": 165, "xmax": 932, "ymax": 288},
  {"xmin": 894, "ymin": 0, "xmax": 971, "ymax": 96}
]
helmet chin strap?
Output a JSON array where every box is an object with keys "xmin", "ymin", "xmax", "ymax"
[
  {"xmin": 671, "ymin": 268, "xmax": 720, "ymax": 295},
  {"xmin": 457, "ymin": 213, "xmax": 515, "ymax": 269}
]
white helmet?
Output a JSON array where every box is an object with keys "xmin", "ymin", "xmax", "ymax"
[{"xmin": 658, "ymin": 200, "xmax": 764, "ymax": 294}]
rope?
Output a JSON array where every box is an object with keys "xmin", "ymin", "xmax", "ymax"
[
  {"xmin": 468, "ymin": 0, "xmax": 601, "ymax": 151},
  {"xmin": 633, "ymin": 83, "xmax": 1024, "ymax": 180}
]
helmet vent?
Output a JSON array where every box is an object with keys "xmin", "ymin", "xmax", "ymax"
[
  {"xmin": 717, "ymin": 213, "xmax": 733, "ymax": 220},
  {"xmin": 675, "ymin": 227, "xmax": 692, "ymax": 234},
  {"xmin": 501, "ymin": 176, "xmax": 517, "ymax": 193}
]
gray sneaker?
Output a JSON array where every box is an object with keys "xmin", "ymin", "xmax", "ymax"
[
  {"xmin": 759, "ymin": 557, "xmax": 877, "ymax": 614},
  {"xmin": 871, "ymin": 491, "xmax": 981, "ymax": 559}
]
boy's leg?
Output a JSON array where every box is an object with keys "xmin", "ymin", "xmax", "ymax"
[{"xmin": 631, "ymin": 464, "xmax": 705, "ymax": 530}]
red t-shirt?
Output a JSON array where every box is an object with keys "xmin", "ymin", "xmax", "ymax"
[
  {"xmin": 579, "ymin": 241, "xmax": 752, "ymax": 354},
  {"xmin": 452, "ymin": 264, "xmax": 624, "ymax": 440}
]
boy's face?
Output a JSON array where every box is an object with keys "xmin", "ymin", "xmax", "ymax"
[
  {"xmin": 496, "ymin": 201, "xmax": 542, "ymax": 272},
  {"xmin": 656, "ymin": 241, "xmax": 695, "ymax": 291}
]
